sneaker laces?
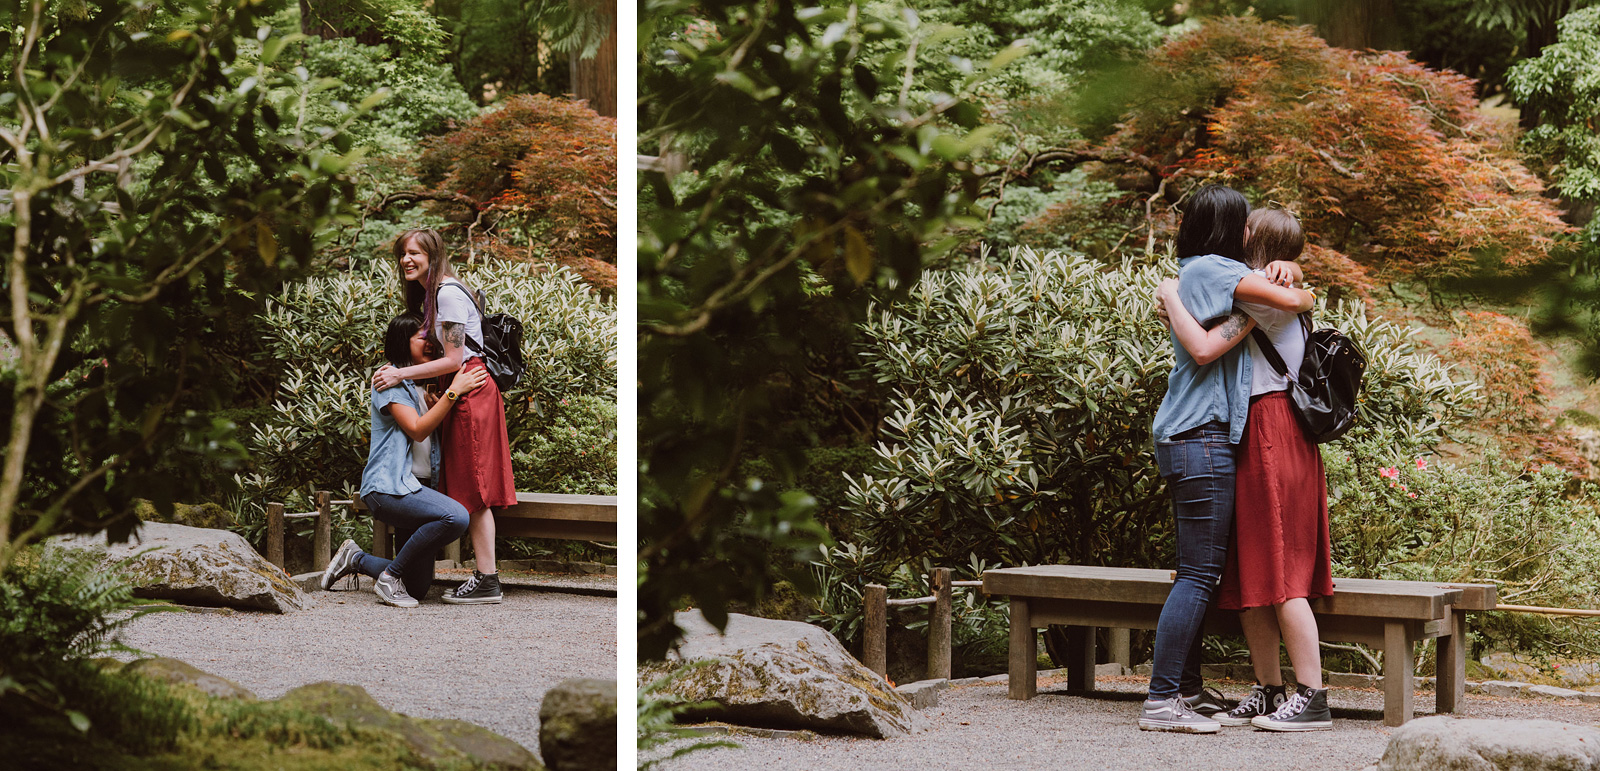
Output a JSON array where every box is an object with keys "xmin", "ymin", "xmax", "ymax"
[
  {"xmin": 1169, "ymin": 696, "xmax": 1203, "ymax": 719},
  {"xmin": 1228, "ymin": 687, "xmax": 1267, "ymax": 717},
  {"xmin": 1269, "ymin": 690, "xmax": 1310, "ymax": 720},
  {"xmin": 454, "ymin": 572, "xmax": 481, "ymax": 596}
]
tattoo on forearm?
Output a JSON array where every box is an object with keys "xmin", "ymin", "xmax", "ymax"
[
  {"xmin": 442, "ymin": 321, "xmax": 465, "ymax": 349},
  {"xmin": 1219, "ymin": 311, "xmax": 1248, "ymax": 340}
]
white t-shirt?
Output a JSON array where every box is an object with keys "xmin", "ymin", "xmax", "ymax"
[
  {"xmin": 1238, "ymin": 269, "xmax": 1306, "ymax": 396},
  {"xmin": 436, "ymin": 277, "xmax": 484, "ymax": 361},
  {"xmin": 410, "ymin": 436, "xmax": 432, "ymax": 480}
]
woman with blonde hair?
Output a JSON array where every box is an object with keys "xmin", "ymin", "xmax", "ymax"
[{"xmin": 372, "ymin": 228, "xmax": 517, "ymax": 604}]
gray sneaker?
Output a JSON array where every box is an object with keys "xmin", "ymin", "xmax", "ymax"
[
  {"xmin": 1252, "ymin": 686, "xmax": 1333, "ymax": 732},
  {"xmin": 320, "ymin": 539, "xmax": 363, "ymax": 591},
  {"xmin": 1216, "ymin": 683, "xmax": 1286, "ymax": 726},
  {"xmin": 1139, "ymin": 695, "xmax": 1221, "ymax": 733},
  {"xmin": 373, "ymin": 569, "xmax": 418, "ymax": 608}
]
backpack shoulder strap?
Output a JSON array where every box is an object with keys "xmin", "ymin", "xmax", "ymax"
[
  {"xmin": 434, "ymin": 280, "xmax": 485, "ymax": 354},
  {"xmin": 1249, "ymin": 324, "xmax": 1291, "ymax": 378}
]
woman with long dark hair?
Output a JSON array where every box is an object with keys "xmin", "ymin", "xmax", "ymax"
[
  {"xmin": 1139, "ymin": 185, "xmax": 1314, "ymax": 733},
  {"xmin": 371, "ymin": 229, "xmax": 517, "ymax": 605},
  {"xmin": 323, "ymin": 313, "xmax": 487, "ymax": 606}
]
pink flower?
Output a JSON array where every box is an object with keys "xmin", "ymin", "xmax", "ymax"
[
  {"xmin": 1407, "ymin": 493, "xmax": 1416, "ymax": 498},
  {"xmin": 1415, "ymin": 458, "xmax": 1429, "ymax": 470},
  {"xmin": 1399, "ymin": 484, "xmax": 1408, "ymax": 492},
  {"xmin": 1379, "ymin": 467, "xmax": 1400, "ymax": 479},
  {"xmin": 1390, "ymin": 482, "xmax": 1397, "ymax": 488}
]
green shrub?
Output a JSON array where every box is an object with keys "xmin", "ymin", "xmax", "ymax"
[
  {"xmin": 297, "ymin": 37, "xmax": 480, "ymax": 156},
  {"xmin": 1326, "ymin": 440, "xmax": 1600, "ymax": 656}
]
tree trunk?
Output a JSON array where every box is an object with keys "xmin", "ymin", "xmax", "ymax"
[
  {"xmin": 568, "ymin": 0, "xmax": 616, "ymax": 117},
  {"xmin": 1299, "ymin": 0, "xmax": 1405, "ymax": 52}
]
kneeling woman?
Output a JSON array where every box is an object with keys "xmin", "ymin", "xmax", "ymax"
[{"xmin": 322, "ymin": 313, "xmax": 488, "ymax": 607}]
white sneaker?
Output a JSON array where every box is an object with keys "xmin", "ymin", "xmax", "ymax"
[
  {"xmin": 1138, "ymin": 695, "xmax": 1221, "ymax": 733},
  {"xmin": 320, "ymin": 539, "xmax": 363, "ymax": 591},
  {"xmin": 373, "ymin": 570, "xmax": 418, "ymax": 608}
]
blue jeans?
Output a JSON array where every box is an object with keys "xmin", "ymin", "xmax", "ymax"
[
  {"xmin": 357, "ymin": 486, "xmax": 469, "ymax": 599},
  {"xmin": 1148, "ymin": 422, "xmax": 1237, "ymax": 699}
]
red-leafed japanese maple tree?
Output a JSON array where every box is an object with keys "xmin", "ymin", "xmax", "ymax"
[
  {"xmin": 414, "ymin": 94, "xmax": 617, "ymax": 285},
  {"xmin": 1032, "ymin": 17, "xmax": 1571, "ymax": 287}
]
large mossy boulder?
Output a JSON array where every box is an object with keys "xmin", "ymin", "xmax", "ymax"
[
  {"xmin": 278, "ymin": 682, "xmax": 542, "ymax": 770},
  {"xmin": 539, "ymin": 678, "xmax": 617, "ymax": 771},
  {"xmin": 123, "ymin": 656, "xmax": 257, "ymax": 700},
  {"xmin": 1364, "ymin": 716, "xmax": 1600, "ymax": 771},
  {"xmin": 52, "ymin": 522, "xmax": 307, "ymax": 613},
  {"xmin": 641, "ymin": 610, "xmax": 922, "ymax": 739}
]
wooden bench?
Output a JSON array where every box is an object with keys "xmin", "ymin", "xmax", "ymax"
[
  {"xmin": 357, "ymin": 492, "xmax": 619, "ymax": 560},
  {"xmin": 982, "ymin": 565, "xmax": 1497, "ymax": 726}
]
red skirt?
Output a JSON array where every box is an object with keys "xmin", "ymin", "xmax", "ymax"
[
  {"xmin": 440, "ymin": 358, "xmax": 517, "ymax": 512},
  {"xmin": 1217, "ymin": 391, "xmax": 1334, "ymax": 610}
]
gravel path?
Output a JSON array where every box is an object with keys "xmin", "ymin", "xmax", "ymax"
[
  {"xmin": 656, "ymin": 674, "xmax": 1600, "ymax": 771},
  {"xmin": 113, "ymin": 578, "xmax": 617, "ymax": 756}
]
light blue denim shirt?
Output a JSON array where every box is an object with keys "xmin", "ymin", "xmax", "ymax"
[
  {"xmin": 359, "ymin": 381, "xmax": 443, "ymax": 498},
  {"xmin": 1150, "ymin": 254, "xmax": 1255, "ymax": 444}
]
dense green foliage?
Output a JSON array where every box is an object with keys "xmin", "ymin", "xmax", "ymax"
[
  {"xmin": 0, "ymin": 0, "xmax": 364, "ymax": 570},
  {"xmin": 638, "ymin": 0, "xmax": 1022, "ymax": 660}
]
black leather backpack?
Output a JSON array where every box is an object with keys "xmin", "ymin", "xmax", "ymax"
[
  {"xmin": 1250, "ymin": 314, "xmax": 1367, "ymax": 444},
  {"xmin": 439, "ymin": 282, "xmax": 526, "ymax": 392}
]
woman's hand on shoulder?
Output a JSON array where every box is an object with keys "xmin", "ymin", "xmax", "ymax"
[
  {"xmin": 1262, "ymin": 260, "xmax": 1303, "ymax": 287},
  {"xmin": 373, "ymin": 365, "xmax": 403, "ymax": 391},
  {"xmin": 1154, "ymin": 278, "xmax": 1179, "ymax": 328}
]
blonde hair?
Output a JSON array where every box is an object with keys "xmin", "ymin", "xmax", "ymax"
[{"xmin": 1243, "ymin": 208, "xmax": 1304, "ymax": 269}]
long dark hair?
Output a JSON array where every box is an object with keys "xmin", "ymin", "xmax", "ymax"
[
  {"xmin": 1175, "ymin": 185, "xmax": 1250, "ymax": 264},
  {"xmin": 382, "ymin": 313, "xmax": 426, "ymax": 369},
  {"xmin": 393, "ymin": 228, "xmax": 470, "ymax": 340}
]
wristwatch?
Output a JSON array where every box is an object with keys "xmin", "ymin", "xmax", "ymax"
[{"xmin": 445, "ymin": 389, "xmax": 460, "ymax": 402}]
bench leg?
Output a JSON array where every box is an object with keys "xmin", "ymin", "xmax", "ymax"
[
  {"xmin": 1383, "ymin": 621, "xmax": 1415, "ymax": 726},
  {"xmin": 1109, "ymin": 627, "xmax": 1132, "ymax": 672},
  {"xmin": 1437, "ymin": 608, "xmax": 1465, "ymax": 714},
  {"xmin": 1009, "ymin": 598, "xmax": 1037, "ymax": 700},
  {"xmin": 372, "ymin": 518, "xmax": 392, "ymax": 560},
  {"xmin": 1066, "ymin": 626, "xmax": 1096, "ymax": 692}
]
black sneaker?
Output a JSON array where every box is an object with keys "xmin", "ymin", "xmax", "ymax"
[
  {"xmin": 1215, "ymin": 683, "xmax": 1286, "ymax": 726},
  {"xmin": 442, "ymin": 570, "xmax": 502, "ymax": 605},
  {"xmin": 1183, "ymin": 686, "xmax": 1234, "ymax": 716},
  {"xmin": 1252, "ymin": 686, "xmax": 1333, "ymax": 732},
  {"xmin": 320, "ymin": 539, "xmax": 363, "ymax": 591}
]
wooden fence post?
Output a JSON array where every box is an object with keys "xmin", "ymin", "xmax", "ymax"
[
  {"xmin": 864, "ymin": 584, "xmax": 888, "ymax": 678},
  {"xmin": 928, "ymin": 567, "xmax": 952, "ymax": 680},
  {"xmin": 265, "ymin": 503, "xmax": 285, "ymax": 569},
  {"xmin": 313, "ymin": 490, "xmax": 333, "ymax": 571}
]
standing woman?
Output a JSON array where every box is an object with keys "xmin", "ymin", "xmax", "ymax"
[
  {"xmin": 373, "ymin": 228, "xmax": 517, "ymax": 605},
  {"xmin": 1140, "ymin": 186, "xmax": 1314, "ymax": 733}
]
